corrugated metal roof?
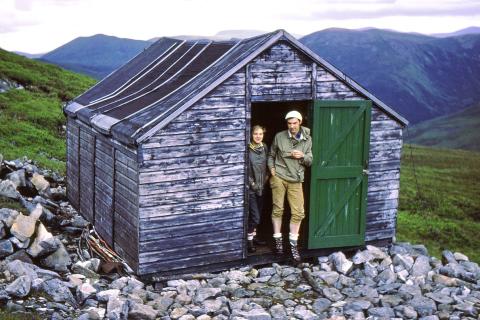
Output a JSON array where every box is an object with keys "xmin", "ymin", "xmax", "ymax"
[{"xmin": 66, "ymin": 30, "xmax": 408, "ymax": 145}]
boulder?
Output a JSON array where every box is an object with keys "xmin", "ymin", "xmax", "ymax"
[
  {"xmin": 6, "ymin": 169, "xmax": 26, "ymax": 188},
  {"xmin": 10, "ymin": 213, "xmax": 37, "ymax": 242},
  {"xmin": 411, "ymin": 255, "xmax": 431, "ymax": 276},
  {"xmin": 96, "ymin": 289, "xmax": 120, "ymax": 303},
  {"xmin": 128, "ymin": 302, "xmax": 158, "ymax": 320},
  {"xmin": 40, "ymin": 241, "xmax": 71, "ymax": 272},
  {"xmin": 5, "ymin": 275, "xmax": 31, "ymax": 297},
  {"xmin": 106, "ymin": 296, "xmax": 129, "ymax": 320},
  {"xmin": 0, "ymin": 180, "xmax": 19, "ymax": 199},
  {"xmin": 31, "ymin": 173, "xmax": 50, "ymax": 192},
  {"xmin": 0, "ymin": 239, "xmax": 14, "ymax": 258},
  {"xmin": 329, "ymin": 252, "xmax": 353, "ymax": 275},
  {"xmin": 41, "ymin": 278, "xmax": 77, "ymax": 307},
  {"xmin": 0, "ymin": 208, "xmax": 19, "ymax": 228},
  {"xmin": 366, "ymin": 245, "xmax": 388, "ymax": 260},
  {"xmin": 77, "ymin": 282, "xmax": 97, "ymax": 303}
]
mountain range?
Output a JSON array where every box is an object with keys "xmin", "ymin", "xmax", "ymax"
[{"xmin": 26, "ymin": 28, "xmax": 480, "ymax": 126}]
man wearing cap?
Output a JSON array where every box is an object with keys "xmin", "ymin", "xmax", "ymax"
[{"xmin": 268, "ymin": 110, "xmax": 312, "ymax": 262}]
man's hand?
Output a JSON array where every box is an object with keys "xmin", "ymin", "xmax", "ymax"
[
  {"xmin": 270, "ymin": 168, "xmax": 276, "ymax": 176},
  {"xmin": 291, "ymin": 150, "xmax": 304, "ymax": 159}
]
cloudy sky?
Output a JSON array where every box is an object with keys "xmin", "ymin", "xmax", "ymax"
[{"xmin": 1, "ymin": 0, "xmax": 479, "ymax": 53}]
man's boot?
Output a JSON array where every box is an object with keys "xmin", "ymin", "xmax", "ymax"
[
  {"xmin": 290, "ymin": 241, "xmax": 301, "ymax": 263},
  {"xmin": 247, "ymin": 240, "xmax": 256, "ymax": 253},
  {"xmin": 273, "ymin": 237, "xmax": 284, "ymax": 255}
]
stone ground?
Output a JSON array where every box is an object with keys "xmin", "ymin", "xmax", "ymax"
[{"xmin": 0, "ymin": 155, "xmax": 479, "ymax": 319}]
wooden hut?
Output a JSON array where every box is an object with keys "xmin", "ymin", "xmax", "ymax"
[{"xmin": 64, "ymin": 30, "xmax": 408, "ymax": 277}]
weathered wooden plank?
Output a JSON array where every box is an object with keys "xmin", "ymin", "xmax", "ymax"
[
  {"xmin": 94, "ymin": 181, "xmax": 113, "ymax": 205},
  {"xmin": 175, "ymin": 107, "xmax": 246, "ymax": 122},
  {"xmin": 139, "ymin": 228, "xmax": 243, "ymax": 252},
  {"xmin": 251, "ymin": 93, "xmax": 313, "ymax": 102},
  {"xmin": 114, "ymin": 214, "xmax": 138, "ymax": 253},
  {"xmin": 115, "ymin": 181, "xmax": 138, "ymax": 207},
  {"xmin": 139, "ymin": 174, "xmax": 244, "ymax": 194},
  {"xmin": 220, "ymin": 72, "xmax": 246, "ymax": 86},
  {"xmin": 138, "ymin": 250, "xmax": 242, "ymax": 275},
  {"xmin": 368, "ymin": 169, "xmax": 400, "ymax": 182},
  {"xmin": 255, "ymin": 48, "xmax": 297, "ymax": 62},
  {"xmin": 157, "ymin": 118, "xmax": 246, "ymax": 135},
  {"xmin": 140, "ymin": 239, "xmax": 242, "ymax": 262},
  {"xmin": 367, "ymin": 199, "xmax": 399, "ymax": 212},
  {"xmin": 368, "ymin": 159, "xmax": 401, "ymax": 172},
  {"xmin": 316, "ymin": 81, "xmax": 353, "ymax": 93},
  {"xmin": 367, "ymin": 179, "xmax": 400, "ymax": 192},
  {"xmin": 115, "ymin": 170, "xmax": 138, "ymax": 194},
  {"xmin": 371, "ymin": 119, "xmax": 401, "ymax": 131},
  {"xmin": 251, "ymin": 83, "xmax": 311, "ymax": 96},
  {"xmin": 369, "ymin": 148, "xmax": 402, "ymax": 162},
  {"xmin": 140, "ymin": 142, "xmax": 246, "ymax": 161},
  {"xmin": 139, "ymin": 152, "xmax": 244, "ymax": 173},
  {"xmin": 139, "ymin": 185, "xmax": 244, "ymax": 207},
  {"xmin": 115, "ymin": 150, "xmax": 138, "ymax": 169},
  {"xmin": 138, "ymin": 163, "xmax": 245, "ymax": 184},
  {"xmin": 95, "ymin": 147, "xmax": 114, "ymax": 165},
  {"xmin": 370, "ymin": 129, "xmax": 403, "ymax": 141},
  {"xmin": 189, "ymin": 96, "xmax": 245, "ymax": 111},
  {"xmin": 140, "ymin": 207, "xmax": 244, "ymax": 229},
  {"xmin": 208, "ymin": 84, "xmax": 245, "ymax": 97},
  {"xmin": 316, "ymin": 91, "xmax": 362, "ymax": 100},
  {"xmin": 250, "ymin": 72, "xmax": 310, "ymax": 84},
  {"xmin": 366, "ymin": 209, "xmax": 397, "ymax": 223},
  {"xmin": 115, "ymin": 160, "xmax": 138, "ymax": 182},
  {"xmin": 249, "ymin": 62, "xmax": 312, "ymax": 73},
  {"xmin": 369, "ymin": 139, "xmax": 403, "ymax": 152},
  {"xmin": 139, "ymin": 218, "xmax": 244, "ymax": 242},
  {"xmin": 140, "ymin": 197, "xmax": 244, "ymax": 218},
  {"xmin": 367, "ymin": 189, "xmax": 399, "ymax": 202},
  {"xmin": 115, "ymin": 201, "xmax": 138, "ymax": 229},
  {"xmin": 115, "ymin": 192, "xmax": 138, "ymax": 219},
  {"xmin": 365, "ymin": 228, "xmax": 395, "ymax": 241},
  {"xmin": 366, "ymin": 219, "xmax": 396, "ymax": 231},
  {"xmin": 143, "ymin": 130, "xmax": 246, "ymax": 149},
  {"xmin": 317, "ymin": 69, "xmax": 338, "ymax": 82},
  {"xmin": 95, "ymin": 165, "xmax": 114, "ymax": 182},
  {"xmin": 372, "ymin": 107, "xmax": 392, "ymax": 121}
]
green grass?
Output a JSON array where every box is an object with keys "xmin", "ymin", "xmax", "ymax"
[
  {"xmin": 0, "ymin": 48, "xmax": 96, "ymax": 174},
  {"xmin": 397, "ymin": 144, "xmax": 480, "ymax": 262}
]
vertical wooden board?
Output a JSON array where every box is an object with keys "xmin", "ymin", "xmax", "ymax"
[
  {"xmin": 66, "ymin": 119, "xmax": 80, "ymax": 210},
  {"xmin": 79, "ymin": 128, "xmax": 95, "ymax": 223}
]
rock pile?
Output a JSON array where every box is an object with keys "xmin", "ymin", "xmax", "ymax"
[{"xmin": 1, "ymin": 155, "xmax": 479, "ymax": 319}]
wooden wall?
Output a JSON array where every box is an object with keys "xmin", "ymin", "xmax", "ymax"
[
  {"xmin": 65, "ymin": 118, "xmax": 139, "ymax": 272},
  {"xmin": 137, "ymin": 76, "xmax": 247, "ymax": 275}
]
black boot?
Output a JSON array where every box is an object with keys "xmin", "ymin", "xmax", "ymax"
[
  {"xmin": 290, "ymin": 241, "xmax": 301, "ymax": 263},
  {"xmin": 247, "ymin": 240, "xmax": 256, "ymax": 253},
  {"xmin": 273, "ymin": 237, "xmax": 284, "ymax": 255}
]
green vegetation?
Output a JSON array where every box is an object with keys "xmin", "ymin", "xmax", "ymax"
[
  {"xmin": 0, "ymin": 49, "xmax": 96, "ymax": 173},
  {"xmin": 397, "ymin": 144, "xmax": 480, "ymax": 262},
  {"xmin": 405, "ymin": 102, "xmax": 480, "ymax": 152}
]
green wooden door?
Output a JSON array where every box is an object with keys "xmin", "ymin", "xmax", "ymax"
[{"xmin": 308, "ymin": 100, "xmax": 371, "ymax": 249}]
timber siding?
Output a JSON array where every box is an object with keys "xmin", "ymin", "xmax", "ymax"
[{"xmin": 137, "ymin": 72, "xmax": 247, "ymax": 275}]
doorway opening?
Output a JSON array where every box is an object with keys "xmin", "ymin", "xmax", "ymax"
[{"xmin": 247, "ymin": 100, "xmax": 312, "ymax": 256}]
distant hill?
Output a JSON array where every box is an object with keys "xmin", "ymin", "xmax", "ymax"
[
  {"xmin": 40, "ymin": 34, "xmax": 150, "ymax": 79},
  {"xmin": 432, "ymin": 26, "xmax": 480, "ymax": 38},
  {"xmin": 404, "ymin": 102, "xmax": 480, "ymax": 151},
  {"xmin": 0, "ymin": 49, "xmax": 95, "ymax": 171},
  {"xmin": 300, "ymin": 28, "xmax": 480, "ymax": 123},
  {"xmin": 13, "ymin": 51, "xmax": 44, "ymax": 59}
]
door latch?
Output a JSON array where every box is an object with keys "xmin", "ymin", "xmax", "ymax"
[{"xmin": 362, "ymin": 169, "xmax": 369, "ymax": 175}]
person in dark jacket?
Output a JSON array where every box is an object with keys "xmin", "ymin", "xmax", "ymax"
[{"xmin": 247, "ymin": 125, "xmax": 269, "ymax": 253}]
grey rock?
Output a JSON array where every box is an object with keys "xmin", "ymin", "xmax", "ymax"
[
  {"xmin": 269, "ymin": 304, "xmax": 287, "ymax": 319},
  {"xmin": 397, "ymin": 269, "xmax": 409, "ymax": 282},
  {"xmin": 366, "ymin": 245, "xmax": 388, "ymax": 260},
  {"xmin": 27, "ymin": 222, "xmax": 59, "ymax": 257},
  {"xmin": 418, "ymin": 316, "xmax": 439, "ymax": 320},
  {"xmin": 106, "ymin": 296, "xmax": 129, "ymax": 320},
  {"xmin": 122, "ymin": 277, "xmax": 145, "ymax": 294},
  {"xmin": 0, "ymin": 239, "xmax": 14, "ymax": 257},
  {"xmin": 410, "ymin": 296, "xmax": 437, "ymax": 317},
  {"xmin": 31, "ymin": 172, "xmax": 50, "ymax": 192},
  {"xmin": 178, "ymin": 315, "xmax": 195, "ymax": 320},
  {"xmin": 170, "ymin": 306, "xmax": 188, "ymax": 319},
  {"xmin": 312, "ymin": 297, "xmax": 331, "ymax": 313},
  {"xmin": 128, "ymin": 302, "xmax": 158, "ymax": 320},
  {"xmin": 202, "ymin": 298, "xmax": 223, "ymax": 314},
  {"xmin": 6, "ymin": 260, "xmax": 38, "ymax": 280},
  {"xmin": 393, "ymin": 253, "xmax": 414, "ymax": 271},
  {"xmin": 258, "ymin": 267, "xmax": 276, "ymax": 277},
  {"xmin": 399, "ymin": 284, "xmax": 422, "ymax": 298},
  {"xmin": 377, "ymin": 267, "xmax": 397, "ymax": 284},
  {"xmin": 322, "ymin": 287, "xmax": 343, "ymax": 302},
  {"xmin": 379, "ymin": 294, "xmax": 403, "ymax": 307},
  {"xmin": 231, "ymin": 307, "xmax": 272, "ymax": 320},
  {"xmin": 6, "ymin": 169, "xmax": 26, "ymax": 188},
  {"xmin": 401, "ymin": 305, "xmax": 418, "ymax": 319},
  {"xmin": 0, "ymin": 208, "xmax": 19, "ymax": 228},
  {"xmin": 426, "ymin": 292, "xmax": 454, "ymax": 305},
  {"xmin": 0, "ymin": 180, "xmax": 19, "ymax": 199},
  {"xmin": 40, "ymin": 241, "xmax": 71, "ymax": 272},
  {"xmin": 352, "ymin": 250, "xmax": 375, "ymax": 265},
  {"xmin": 109, "ymin": 276, "xmax": 129, "ymax": 290},
  {"xmin": 453, "ymin": 252, "xmax": 469, "ymax": 262},
  {"xmin": 329, "ymin": 251, "xmax": 353, "ymax": 275},
  {"xmin": 293, "ymin": 305, "xmax": 319, "ymax": 320},
  {"xmin": 314, "ymin": 271, "xmax": 339, "ymax": 285},
  {"xmin": 5, "ymin": 275, "xmax": 31, "ymax": 297},
  {"xmin": 77, "ymin": 282, "xmax": 97, "ymax": 303},
  {"xmin": 367, "ymin": 307, "xmax": 395, "ymax": 318},
  {"xmin": 411, "ymin": 244, "xmax": 429, "ymax": 256},
  {"xmin": 362, "ymin": 286, "xmax": 379, "ymax": 299},
  {"xmin": 233, "ymin": 287, "xmax": 255, "ymax": 298},
  {"xmin": 194, "ymin": 288, "xmax": 222, "ymax": 303},
  {"xmin": 72, "ymin": 261, "xmax": 100, "ymax": 278},
  {"xmin": 377, "ymin": 282, "xmax": 401, "ymax": 294},
  {"xmin": 97, "ymin": 289, "xmax": 121, "ymax": 302},
  {"xmin": 42, "ymin": 278, "xmax": 77, "ymax": 307},
  {"xmin": 4, "ymin": 249, "xmax": 33, "ymax": 263},
  {"xmin": 442, "ymin": 250, "xmax": 457, "ymax": 265},
  {"xmin": 363, "ymin": 261, "xmax": 378, "ymax": 278},
  {"xmin": 432, "ymin": 274, "xmax": 458, "ymax": 286},
  {"xmin": 459, "ymin": 260, "xmax": 479, "ymax": 273},
  {"xmin": 148, "ymin": 296, "xmax": 174, "ymax": 314},
  {"xmin": 453, "ymin": 302, "xmax": 478, "ymax": 317},
  {"xmin": 9, "ymin": 235, "xmax": 30, "ymax": 249},
  {"xmin": 411, "ymin": 255, "xmax": 431, "ymax": 276},
  {"xmin": 175, "ymin": 293, "xmax": 192, "ymax": 304}
]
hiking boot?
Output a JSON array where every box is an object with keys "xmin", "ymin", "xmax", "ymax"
[
  {"xmin": 247, "ymin": 240, "xmax": 256, "ymax": 253},
  {"xmin": 273, "ymin": 237, "xmax": 284, "ymax": 255},
  {"xmin": 290, "ymin": 242, "xmax": 301, "ymax": 263}
]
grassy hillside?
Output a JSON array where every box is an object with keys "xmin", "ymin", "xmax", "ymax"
[
  {"xmin": 397, "ymin": 144, "xmax": 480, "ymax": 262},
  {"xmin": 0, "ymin": 49, "xmax": 96, "ymax": 173},
  {"xmin": 405, "ymin": 102, "xmax": 480, "ymax": 151}
]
